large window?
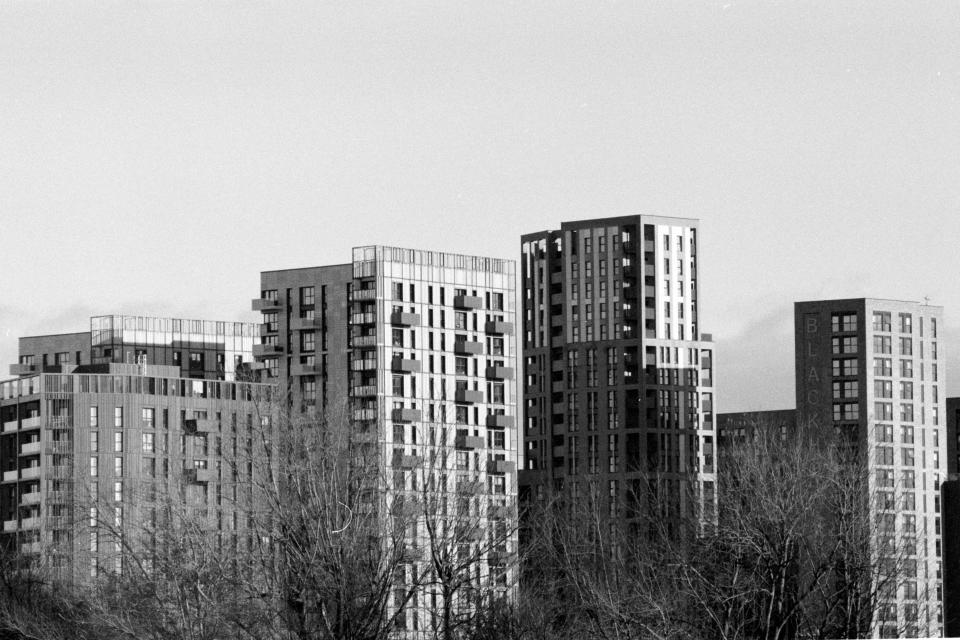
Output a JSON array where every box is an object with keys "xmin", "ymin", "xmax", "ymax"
[
  {"xmin": 831, "ymin": 313, "xmax": 857, "ymax": 332},
  {"xmin": 872, "ymin": 311, "xmax": 891, "ymax": 332}
]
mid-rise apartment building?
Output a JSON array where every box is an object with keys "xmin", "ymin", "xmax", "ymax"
[
  {"xmin": 12, "ymin": 314, "xmax": 258, "ymax": 381},
  {"xmin": 0, "ymin": 362, "xmax": 273, "ymax": 584},
  {"xmin": 519, "ymin": 215, "xmax": 716, "ymax": 525},
  {"xmin": 251, "ymin": 246, "xmax": 519, "ymax": 636},
  {"xmin": 795, "ymin": 298, "xmax": 946, "ymax": 638}
]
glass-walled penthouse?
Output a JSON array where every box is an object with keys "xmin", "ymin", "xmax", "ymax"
[{"xmin": 91, "ymin": 315, "xmax": 257, "ymax": 381}]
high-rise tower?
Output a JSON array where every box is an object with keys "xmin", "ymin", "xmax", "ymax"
[
  {"xmin": 795, "ymin": 298, "xmax": 946, "ymax": 638},
  {"xmin": 519, "ymin": 216, "xmax": 716, "ymax": 526}
]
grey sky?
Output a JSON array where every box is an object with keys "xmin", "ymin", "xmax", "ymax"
[{"xmin": 2, "ymin": 1, "xmax": 959, "ymax": 411}]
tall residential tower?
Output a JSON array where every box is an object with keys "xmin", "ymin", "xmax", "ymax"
[
  {"xmin": 520, "ymin": 215, "xmax": 716, "ymax": 526},
  {"xmin": 795, "ymin": 298, "xmax": 946, "ymax": 638}
]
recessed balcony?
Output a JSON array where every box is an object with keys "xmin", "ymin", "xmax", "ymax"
[
  {"xmin": 252, "ymin": 297, "xmax": 282, "ymax": 312},
  {"xmin": 2, "ymin": 421, "xmax": 17, "ymax": 433},
  {"xmin": 485, "ymin": 366, "xmax": 513, "ymax": 380},
  {"xmin": 353, "ymin": 408, "xmax": 377, "ymax": 422},
  {"xmin": 455, "ymin": 434, "xmax": 485, "ymax": 450},
  {"xmin": 2, "ymin": 519, "xmax": 16, "ymax": 532},
  {"xmin": 20, "ymin": 517, "xmax": 40, "ymax": 531},
  {"xmin": 391, "ymin": 408, "xmax": 422, "ymax": 423},
  {"xmin": 484, "ymin": 321, "xmax": 514, "ymax": 335},
  {"xmin": 486, "ymin": 414, "xmax": 515, "ymax": 429},
  {"xmin": 351, "ymin": 288, "xmax": 377, "ymax": 301},
  {"xmin": 351, "ymin": 384, "xmax": 377, "ymax": 397},
  {"xmin": 291, "ymin": 363, "xmax": 320, "ymax": 376},
  {"xmin": 20, "ymin": 492, "xmax": 41, "ymax": 506},
  {"xmin": 2, "ymin": 470, "xmax": 18, "ymax": 482},
  {"xmin": 487, "ymin": 504, "xmax": 511, "ymax": 519},
  {"xmin": 352, "ymin": 334, "xmax": 377, "ymax": 347},
  {"xmin": 391, "ymin": 358, "xmax": 421, "ymax": 373},
  {"xmin": 21, "ymin": 416, "xmax": 40, "ymax": 430},
  {"xmin": 20, "ymin": 467, "xmax": 40, "ymax": 480},
  {"xmin": 455, "ymin": 389, "xmax": 483, "ymax": 404},
  {"xmin": 290, "ymin": 317, "xmax": 322, "ymax": 331},
  {"xmin": 350, "ymin": 312, "xmax": 376, "ymax": 325},
  {"xmin": 454, "ymin": 340, "xmax": 483, "ymax": 355},
  {"xmin": 454, "ymin": 295, "xmax": 483, "ymax": 310},
  {"xmin": 456, "ymin": 479, "xmax": 483, "ymax": 494},
  {"xmin": 19, "ymin": 441, "xmax": 41, "ymax": 456},
  {"xmin": 390, "ymin": 311, "xmax": 421, "ymax": 326},
  {"xmin": 252, "ymin": 344, "xmax": 283, "ymax": 358},
  {"xmin": 184, "ymin": 468, "xmax": 214, "ymax": 484}
]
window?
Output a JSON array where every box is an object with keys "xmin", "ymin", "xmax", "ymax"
[
  {"xmin": 114, "ymin": 457, "xmax": 123, "ymax": 477},
  {"xmin": 900, "ymin": 381, "xmax": 913, "ymax": 400},
  {"xmin": 832, "ymin": 313, "xmax": 857, "ymax": 332},
  {"xmin": 113, "ymin": 481, "xmax": 122, "ymax": 502},
  {"xmin": 832, "ymin": 337, "xmax": 858, "ymax": 354},
  {"xmin": 874, "ymin": 380, "xmax": 892, "ymax": 398},
  {"xmin": 141, "ymin": 407, "xmax": 154, "ymax": 428},
  {"xmin": 90, "ymin": 456, "xmax": 98, "ymax": 477},
  {"xmin": 900, "ymin": 313, "xmax": 912, "ymax": 333},
  {"xmin": 901, "ymin": 359, "xmax": 913, "ymax": 377},
  {"xmin": 831, "ymin": 358, "xmax": 858, "ymax": 376},
  {"xmin": 875, "ymin": 446, "xmax": 894, "ymax": 465},
  {"xmin": 301, "ymin": 331, "xmax": 315, "ymax": 352},
  {"xmin": 873, "ymin": 358, "xmax": 892, "ymax": 376},
  {"xmin": 114, "ymin": 432, "xmax": 123, "ymax": 452},
  {"xmin": 900, "ymin": 337, "xmax": 913, "ymax": 356},
  {"xmin": 902, "ymin": 448, "xmax": 915, "ymax": 466},
  {"xmin": 142, "ymin": 433, "xmax": 154, "ymax": 453},
  {"xmin": 873, "ymin": 336, "xmax": 891, "ymax": 354},
  {"xmin": 900, "ymin": 403, "xmax": 914, "ymax": 422},
  {"xmin": 832, "ymin": 380, "xmax": 858, "ymax": 398},
  {"xmin": 89, "ymin": 407, "xmax": 98, "ymax": 428},
  {"xmin": 901, "ymin": 425, "xmax": 914, "ymax": 444},
  {"xmin": 300, "ymin": 286, "xmax": 315, "ymax": 306},
  {"xmin": 872, "ymin": 311, "xmax": 891, "ymax": 331},
  {"xmin": 833, "ymin": 403, "xmax": 858, "ymax": 420},
  {"xmin": 114, "ymin": 407, "xmax": 123, "ymax": 428},
  {"xmin": 875, "ymin": 402, "xmax": 893, "ymax": 420}
]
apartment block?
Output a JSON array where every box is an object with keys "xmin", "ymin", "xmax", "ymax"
[
  {"xmin": 795, "ymin": 299, "xmax": 946, "ymax": 638},
  {"xmin": 252, "ymin": 246, "xmax": 519, "ymax": 635},
  {"xmin": 520, "ymin": 215, "xmax": 716, "ymax": 526},
  {"xmin": 0, "ymin": 362, "xmax": 273, "ymax": 584},
  {"xmin": 12, "ymin": 315, "xmax": 258, "ymax": 381}
]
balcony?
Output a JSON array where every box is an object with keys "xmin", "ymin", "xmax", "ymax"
[
  {"xmin": 252, "ymin": 297, "xmax": 282, "ymax": 312},
  {"xmin": 394, "ymin": 454, "xmax": 420, "ymax": 470},
  {"xmin": 454, "ymin": 295, "xmax": 483, "ymax": 310},
  {"xmin": 351, "ymin": 385, "xmax": 377, "ymax": 397},
  {"xmin": 400, "ymin": 544, "xmax": 424, "ymax": 562},
  {"xmin": 184, "ymin": 419, "xmax": 215, "ymax": 434},
  {"xmin": 351, "ymin": 288, "xmax": 377, "ymax": 301},
  {"xmin": 290, "ymin": 316, "xmax": 321, "ymax": 331},
  {"xmin": 485, "ymin": 366, "xmax": 514, "ymax": 380},
  {"xmin": 455, "ymin": 389, "xmax": 483, "ymax": 404},
  {"xmin": 351, "ymin": 430, "xmax": 378, "ymax": 445},
  {"xmin": 20, "ymin": 492, "xmax": 41, "ymax": 506},
  {"xmin": 252, "ymin": 344, "xmax": 282, "ymax": 358},
  {"xmin": 2, "ymin": 420, "xmax": 16, "ymax": 433},
  {"xmin": 9, "ymin": 363, "xmax": 37, "ymax": 375},
  {"xmin": 20, "ymin": 517, "xmax": 40, "ymax": 531},
  {"xmin": 392, "ymin": 408, "xmax": 422, "ymax": 423},
  {"xmin": 20, "ymin": 467, "xmax": 40, "ymax": 480},
  {"xmin": 352, "ymin": 358, "xmax": 377, "ymax": 371},
  {"xmin": 390, "ymin": 311, "xmax": 421, "ymax": 326},
  {"xmin": 2, "ymin": 470, "xmax": 17, "ymax": 482},
  {"xmin": 352, "ymin": 334, "xmax": 377, "ymax": 347},
  {"xmin": 21, "ymin": 416, "xmax": 40, "ymax": 430},
  {"xmin": 21, "ymin": 541, "xmax": 41, "ymax": 554},
  {"xmin": 487, "ymin": 504, "xmax": 511, "ymax": 519},
  {"xmin": 19, "ymin": 441, "xmax": 41, "ymax": 456},
  {"xmin": 486, "ymin": 414, "xmax": 515, "ymax": 429},
  {"xmin": 491, "ymin": 460, "xmax": 516, "ymax": 474},
  {"xmin": 353, "ymin": 408, "xmax": 377, "ymax": 422},
  {"xmin": 455, "ymin": 434, "xmax": 485, "ymax": 450},
  {"xmin": 184, "ymin": 468, "xmax": 214, "ymax": 484},
  {"xmin": 457, "ymin": 479, "xmax": 483, "ymax": 494},
  {"xmin": 2, "ymin": 519, "xmax": 16, "ymax": 532},
  {"xmin": 391, "ymin": 358, "xmax": 421, "ymax": 373},
  {"xmin": 258, "ymin": 323, "xmax": 273, "ymax": 337},
  {"xmin": 454, "ymin": 340, "xmax": 483, "ymax": 355},
  {"xmin": 484, "ymin": 320, "xmax": 514, "ymax": 335},
  {"xmin": 350, "ymin": 312, "xmax": 376, "ymax": 325},
  {"xmin": 48, "ymin": 465, "xmax": 72, "ymax": 480},
  {"xmin": 291, "ymin": 363, "xmax": 320, "ymax": 376}
]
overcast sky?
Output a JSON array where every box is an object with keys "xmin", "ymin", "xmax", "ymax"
[{"xmin": 2, "ymin": 1, "xmax": 959, "ymax": 412}]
